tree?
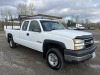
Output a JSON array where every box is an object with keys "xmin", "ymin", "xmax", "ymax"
[
  {"xmin": 67, "ymin": 20, "xmax": 71, "ymax": 27},
  {"xmin": 0, "ymin": 9, "xmax": 5, "ymax": 20},
  {"xmin": 1, "ymin": 8, "xmax": 13, "ymax": 19},
  {"xmin": 75, "ymin": 15, "xmax": 79, "ymax": 24},
  {"xmin": 0, "ymin": 8, "xmax": 9, "ymax": 30},
  {"xmin": 27, "ymin": 3, "xmax": 35, "ymax": 15},
  {"xmin": 67, "ymin": 20, "xmax": 76, "ymax": 27},
  {"xmin": 6, "ymin": 9, "xmax": 12, "ymax": 18},
  {"xmin": 85, "ymin": 18, "xmax": 89, "ymax": 24},
  {"xmin": 17, "ymin": 3, "xmax": 27, "ymax": 15},
  {"xmin": 17, "ymin": 3, "xmax": 35, "ymax": 15}
]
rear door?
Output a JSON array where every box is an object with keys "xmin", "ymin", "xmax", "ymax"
[{"xmin": 19, "ymin": 21, "xmax": 30, "ymax": 46}]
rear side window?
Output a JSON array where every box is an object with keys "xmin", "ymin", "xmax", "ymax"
[{"xmin": 22, "ymin": 21, "xmax": 29, "ymax": 31}]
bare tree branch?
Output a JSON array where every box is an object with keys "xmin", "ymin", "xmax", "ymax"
[
  {"xmin": 17, "ymin": 3, "xmax": 35, "ymax": 16},
  {"xmin": 0, "ymin": 8, "xmax": 12, "ymax": 19},
  {"xmin": 27, "ymin": 3, "xmax": 35, "ymax": 15},
  {"xmin": 17, "ymin": 3, "xmax": 27, "ymax": 15}
]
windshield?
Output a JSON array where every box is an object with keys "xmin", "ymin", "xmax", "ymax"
[{"xmin": 40, "ymin": 21, "xmax": 66, "ymax": 31}]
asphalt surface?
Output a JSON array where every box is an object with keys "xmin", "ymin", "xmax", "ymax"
[{"xmin": 0, "ymin": 30, "xmax": 100, "ymax": 75}]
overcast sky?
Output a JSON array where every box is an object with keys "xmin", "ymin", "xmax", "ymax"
[{"xmin": 0, "ymin": 0, "xmax": 100, "ymax": 22}]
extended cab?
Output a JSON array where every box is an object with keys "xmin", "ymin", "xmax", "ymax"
[{"xmin": 4, "ymin": 19, "xmax": 97, "ymax": 70}]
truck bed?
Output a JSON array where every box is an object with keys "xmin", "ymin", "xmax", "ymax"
[
  {"xmin": 4, "ymin": 26, "xmax": 20, "ymax": 44},
  {"xmin": 4, "ymin": 26, "xmax": 20, "ymax": 30}
]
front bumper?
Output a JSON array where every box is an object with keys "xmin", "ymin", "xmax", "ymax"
[{"xmin": 64, "ymin": 44, "xmax": 97, "ymax": 62}]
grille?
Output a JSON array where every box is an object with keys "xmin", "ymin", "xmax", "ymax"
[
  {"xmin": 75, "ymin": 35, "xmax": 94, "ymax": 49},
  {"xmin": 84, "ymin": 38, "xmax": 94, "ymax": 48}
]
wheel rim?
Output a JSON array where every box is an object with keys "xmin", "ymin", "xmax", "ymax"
[
  {"xmin": 48, "ymin": 53, "xmax": 58, "ymax": 67},
  {"xmin": 10, "ymin": 40, "xmax": 12, "ymax": 47}
]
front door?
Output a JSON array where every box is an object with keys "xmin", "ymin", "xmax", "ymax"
[{"xmin": 26, "ymin": 20, "xmax": 43, "ymax": 52}]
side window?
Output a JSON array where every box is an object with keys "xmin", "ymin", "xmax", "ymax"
[
  {"xmin": 22, "ymin": 21, "xmax": 29, "ymax": 31},
  {"xmin": 29, "ymin": 21, "xmax": 41, "ymax": 32}
]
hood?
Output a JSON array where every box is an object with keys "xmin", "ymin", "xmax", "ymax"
[{"xmin": 46, "ymin": 29, "xmax": 92, "ymax": 39}]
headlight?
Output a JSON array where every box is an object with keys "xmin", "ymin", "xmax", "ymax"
[
  {"xmin": 73, "ymin": 39, "xmax": 85, "ymax": 50},
  {"xmin": 74, "ymin": 39, "xmax": 84, "ymax": 44}
]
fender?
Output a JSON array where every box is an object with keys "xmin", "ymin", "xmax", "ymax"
[
  {"xmin": 43, "ymin": 40, "xmax": 66, "ymax": 49},
  {"xmin": 43, "ymin": 39, "xmax": 66, "ymax": 58}
]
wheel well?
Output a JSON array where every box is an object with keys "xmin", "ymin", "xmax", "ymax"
[
  {"xmin": 7, "ymin": 33, "xmax": 12, "ymax": 43},
  {"xmin": 43, "ymin": 42, "xmax": 65, "ymax": 58}
]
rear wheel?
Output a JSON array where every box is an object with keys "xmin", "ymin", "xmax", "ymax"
[
  {"xmin": 9, "ymin": 38, "xmax": 16, "ymax": 48},
  {"xmin": 46, "ymin": 48, "xmax": 63, "ymax": 70}
]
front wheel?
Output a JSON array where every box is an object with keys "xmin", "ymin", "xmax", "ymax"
[{"xmin": 46, "ymin": 48, "xmax": 63, "ymax": 70}]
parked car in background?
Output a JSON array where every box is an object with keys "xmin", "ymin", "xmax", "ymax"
[
  {"xmin": 89, "ymin": 26, "xmax": 95, "ymax": 30},
  {"xmin": 76, "ymin": 24, "xmax": 86, "ymax": 30},
  {"xmin": 67, "ymin": 27, "xmax": 77, "ymax": 30},
  {"xmin": 67, "ymin": 24, "xmax": 86, "ymax": 30}
]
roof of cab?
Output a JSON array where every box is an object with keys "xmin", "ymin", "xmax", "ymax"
[{"xmin": 24, "ymin": 19, "xmax": 58, "ymax": 21}]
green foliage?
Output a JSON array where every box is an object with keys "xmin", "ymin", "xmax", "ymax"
[
  {"xmin": 67, "ymin": 20, "xmax": 71, "ymax": 27},
  {"xmin": 67, "ymin": 20, "xmax": 76, "ymax": 27},
  {"xmin": 61, "ymin": 22, "xmax": 67, "ymax": 28}
]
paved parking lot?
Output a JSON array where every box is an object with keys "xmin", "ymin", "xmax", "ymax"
[{"xmin": 0, "ymin": 30, "xmax": 100, "ymax": 75}]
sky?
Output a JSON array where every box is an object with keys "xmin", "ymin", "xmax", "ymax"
[{"xmin": 0, "ymin": 0, "xmax": 100, "ymax": 22}]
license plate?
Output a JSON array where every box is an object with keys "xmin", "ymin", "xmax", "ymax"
[{"xmin": 92, "ymin": 52, "xmax": 96, "ymax": 59}]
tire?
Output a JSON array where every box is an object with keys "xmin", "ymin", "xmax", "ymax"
[
  {"xmin": 9, "ymin": 38, "xmax": 16, "ymax": 48},
  {"xmin": 46, "ymin": 48, "xmax": 63, "ymax": 70}
]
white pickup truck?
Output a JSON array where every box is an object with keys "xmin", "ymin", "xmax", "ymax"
[{"xmin": 4, "ymin": 19, "xmax": 96, "ymax": 70}]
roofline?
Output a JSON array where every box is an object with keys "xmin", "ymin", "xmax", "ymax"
[
  {"xmin": 8, "ymin": 14, "xmax": 62, "ymax": 21},
  {"xmin": 18, "ymin": 14, "xmax": 62, "ymax": 19}
]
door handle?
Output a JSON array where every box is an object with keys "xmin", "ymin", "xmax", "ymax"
[{"xmin": 26, "ymin": 33, "xmax": 29, "ymax": 36}]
